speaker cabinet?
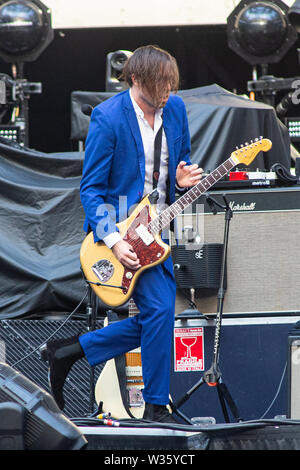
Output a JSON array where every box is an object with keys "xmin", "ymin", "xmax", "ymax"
[
  {"xmin": 170, "ymin": 316, "xmax": 294, "ymax": 422},
  {"xmin": 0, "ymin": 319, "xmax": 104, "ymax": 418},
  {"xmin": 173, "ymin": 187, "xmax": 300, "ymax": 315}
]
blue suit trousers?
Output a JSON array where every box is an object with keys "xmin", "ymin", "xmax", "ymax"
[{"xmin": 79, "ymin": 260, "xmax": 176, "ymax": 405}]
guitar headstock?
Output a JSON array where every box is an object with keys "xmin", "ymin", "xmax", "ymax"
[{"xmin": 231, "ymin": 137, "xmax": 272, "ymax": 167}]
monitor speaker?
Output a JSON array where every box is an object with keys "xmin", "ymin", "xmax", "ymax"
[{"xmin": 0, "ymin": 362, "xmax": 87, "ymax": 450}]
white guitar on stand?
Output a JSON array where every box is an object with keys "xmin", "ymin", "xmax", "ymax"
[{"xmin": 94, "ymin": 299, "xmax": 145, "ymax": 419}]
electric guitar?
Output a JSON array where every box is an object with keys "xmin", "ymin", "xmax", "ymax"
[
  {"xmin": 94, "ymin": 299, "xmax": 145, "ymax": 419},
  {"xmin": 80, "ymin": 138, "xmax": 272, "ymax": 307}
]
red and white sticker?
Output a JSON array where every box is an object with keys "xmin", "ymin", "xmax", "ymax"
[{"xmin": 174, "ymin": 327, "xmax": 204, "ymax": 372}]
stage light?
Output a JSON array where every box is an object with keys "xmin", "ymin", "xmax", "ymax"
[
  {"xmin": 227, "ymin": 0, "xmax": 297, "ymax": 66},
  {"xmin": 0, "ymin": 0, "xmax": 53, "ymax": 64},
  {"xmin": 0, "ymin": 1, "xmax": 53, "ymax": 146},
  {"xmin": 105, "ymin": 49, "xmax": 132, "ymax": 92},
  {"xmin": 289, "ymin": 0, "xmax": 300, "ymax": 33}
]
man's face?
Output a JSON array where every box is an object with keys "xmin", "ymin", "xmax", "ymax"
[{"xmin": 135, "ymin": 79, "xmax": 171, "ymax": 110}]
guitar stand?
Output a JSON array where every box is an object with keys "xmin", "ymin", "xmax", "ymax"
[{"xmin": 171, "ymin": 194, "xmax": 242, "ymax": 424}]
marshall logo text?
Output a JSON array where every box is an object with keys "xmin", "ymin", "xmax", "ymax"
[{"xmin": 229, "ymin": 201, "xmax": 256, "ymax": 211}]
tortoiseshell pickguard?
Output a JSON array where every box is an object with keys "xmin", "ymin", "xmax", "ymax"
[{"xmin": 121, "ymin": 205, "xmax": 166, "ymax": 294}]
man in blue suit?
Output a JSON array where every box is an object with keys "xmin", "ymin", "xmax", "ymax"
[{"xmin": 41, "ymin": 45, "xmax": 203, "ymax": 423}]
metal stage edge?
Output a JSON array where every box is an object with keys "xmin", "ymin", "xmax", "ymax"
[{"xmin": 75, "ymin": 418, "xmax": 300, "ymax": 451}]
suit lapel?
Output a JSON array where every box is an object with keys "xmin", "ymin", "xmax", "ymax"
[{"xmin": 123, "ymin": 91, "xmax": 145, "ymax": 182}]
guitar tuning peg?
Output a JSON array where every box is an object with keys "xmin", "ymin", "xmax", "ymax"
[
  {"xmin": 255, "ymin": 138, "xmax": 258, "ymax": 142},
  {"xmin": 259, "ymin": 136, "xmax": 263, "ymax": 140},
  {"xmin": 245, "ymin": 142, "xmax": 249, "ymax": 146},
  {"xmin": 240, "ymin": 144, "xmax": 244, "ymax": 148}
]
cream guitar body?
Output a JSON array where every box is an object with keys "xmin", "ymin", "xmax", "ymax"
[
  {"xmin": 80, "ymin": 193, "xmax": 170, "ymax": 307},
  {"xmin": 95, "ymin": 352, "xmax": 145, "ymax": 419},
  {"xmin": 95, "ymin": 300, "xmax": 145, "ymax": 419}
]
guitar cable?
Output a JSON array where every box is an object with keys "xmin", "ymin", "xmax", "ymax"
[
  {"xmin": 70, "ymin": 415, "xmax": 300, "ymax": 433},
  {"xmin": 85, "ymin": 279, "xmax": 127, "ymax": 290}
]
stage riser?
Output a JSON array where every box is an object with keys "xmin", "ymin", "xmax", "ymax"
[
  {"xmin": 170, "ymin": 316, "xmax": 299, "ymax": 423},
  {"xmin": 0, "ymin": 313, "xmax": 298, "ymax": 424},
  {"xmin": 81, "ymin": 425, "xmax": 300, "ymax": 450}
]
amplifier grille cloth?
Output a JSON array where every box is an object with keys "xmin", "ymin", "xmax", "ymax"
[
  {"xmin": 174, "ymin": 210, "xmax": 300, "ymax": 314},
  {"xmin": 0, "ymin": 319, "xmax": 104, "ymax": 418}
]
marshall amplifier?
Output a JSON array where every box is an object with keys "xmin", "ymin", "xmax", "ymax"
[{"xmin": 172, "ymin": 186, "xmax": 300, "ymax": 315}]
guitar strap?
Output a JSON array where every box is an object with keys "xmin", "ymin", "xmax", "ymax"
[
  {"xmin": 152, "ymin": 123, "xmax": 163, "ymax": 189},
  {"xmin": 106, "ymin": 310, "xmax": 136, "ymax": 419},
  {"xmin": 114, "ymin": 355, "xmax": 136, "ymax": 419},
  {"xmin": 153, "ymin": 122, "xmax": 174, "ymax": 231}
]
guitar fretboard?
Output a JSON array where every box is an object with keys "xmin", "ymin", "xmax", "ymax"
[{"xmin": 148, "ymin": 156, "xmax": 236, "ymax": 234}]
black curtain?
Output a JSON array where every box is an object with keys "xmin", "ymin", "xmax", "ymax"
[{"xmin": 0, "ymin": 141, "xmax": 86, "ymax": 318}]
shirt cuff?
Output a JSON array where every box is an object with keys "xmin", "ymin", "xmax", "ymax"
[
  {"xmin": 175, "ymin": 183, "xmax": 186, "ymax": 192},
  {"xmin": 102, "ymin": 232, "xmax": 122, "ymax": 249}
]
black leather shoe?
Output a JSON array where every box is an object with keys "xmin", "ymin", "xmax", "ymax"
[
  {"xmin": 40, "ymin": 335, "xmax": 84, "ymax": 410},
  {"xmin": 143, "ymin": 403, "xmax": 178, "ymax": 423}
]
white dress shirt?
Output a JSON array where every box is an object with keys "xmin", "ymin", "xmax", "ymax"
[{"xmin": 103, "ymin": 89, "xmax": 169, "ymax": 249}]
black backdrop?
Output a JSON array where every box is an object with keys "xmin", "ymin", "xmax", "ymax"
[
  {"xmin": 71, "ymin": 85, "xmax": 290, "ymax": 170},
  {"xmin": 0, "ymin": 24, "xmax": 299, "ymax": 153}
]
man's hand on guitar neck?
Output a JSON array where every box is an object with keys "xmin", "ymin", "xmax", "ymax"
[
  {"xmin": 176, "ymin": 161, "xmax": 203, "ymax": 188},
  {"xmin": 112, "ymin": 240, "xmax": 142, "ymax": 270}
]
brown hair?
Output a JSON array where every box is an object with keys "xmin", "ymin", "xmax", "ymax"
[{"xmin": 121, "ymin": 45, "xmax": 180, "ymax": 103}]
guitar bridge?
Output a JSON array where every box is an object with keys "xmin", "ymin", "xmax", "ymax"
[{"xmin": 92, "ymin": 259, "xmax": 114, "ymax": 282}]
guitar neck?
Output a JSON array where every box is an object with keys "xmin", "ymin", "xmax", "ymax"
[{"xmin": 148, "ymin": 156, "xmax": 236, "ymax": 234}]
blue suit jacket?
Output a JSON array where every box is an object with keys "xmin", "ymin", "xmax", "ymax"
[{"xmin": 80, "ymin": 89, "xmax": 191, "ymax": 243}]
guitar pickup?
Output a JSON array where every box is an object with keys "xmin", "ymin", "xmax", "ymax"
[{"xmin": 135, "ymin": 224, "xmax": 154, "ymax": 246}]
